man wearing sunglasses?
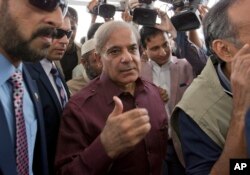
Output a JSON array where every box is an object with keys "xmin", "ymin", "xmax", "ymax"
[
  {"xmin": 25, "ymin": 13, "xmax": 71, "ymax": 175},
  {"xmin": 0, "ymin": 0, "xmax": 68, "ymax": 175},
  {"xmin": 56, "ymin": 6, "xmax": 83, "ymax": 82}
]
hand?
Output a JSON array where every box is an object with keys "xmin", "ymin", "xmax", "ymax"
[
  {"xmin": 87, "ymin": 0, "xmax": 98, "ymax": 13},
  {"xmin": 158, "ymin": 87, "xmax": 169, "ymax": 103},
  {"xmin": 154, "ymin": 9, "xmax": 177, "ymax": 39},
  {"xmin": 231, "ymin": 44, "xmax": 250, "ymax": 118},
  {"xmin": 198, "ymin": 5, "xmax": 209, "ymax": 20},
  {"xmin": 121, "ymin": 9, "xmax": 133, "ymax": 22},
  {"xmin": 100, "ymin": 96, "xmax": 151, "ymax": 158}
]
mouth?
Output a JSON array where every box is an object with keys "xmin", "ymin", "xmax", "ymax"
[{"xmin": 120, "ymin": 67, "xmax": 136, "ymax": 73}]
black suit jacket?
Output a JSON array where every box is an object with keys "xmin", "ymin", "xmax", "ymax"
[
  {"xmin": 0, "ymin": 66, "xmax": 48, "ymax": 175},
  {"xmin": 25, "ymin": 62, "xmax": 70, "ymax": 175}
]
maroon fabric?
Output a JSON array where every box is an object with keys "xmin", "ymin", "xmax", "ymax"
[{"xmin": 55, "ymin": 72, "xmax": 168, "ymax": 175}]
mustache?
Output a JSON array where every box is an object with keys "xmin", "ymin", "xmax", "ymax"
[{"xmin": 31, "ymin": 27, "xmax": 57, "ymax": 40}]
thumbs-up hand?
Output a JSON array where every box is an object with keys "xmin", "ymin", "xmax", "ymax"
[{"xmin": 100, "ymin": 96, "xmax": 151, "ymax": 158}]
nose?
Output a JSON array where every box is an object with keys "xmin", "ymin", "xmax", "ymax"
[
  {"xmin": 59, "ymin": 35, "xmax": 70, "ymax": 46},
  {"xmin": 121, "ymin": 49, "xmax": 133, "ymax": 63},
  {"xmin": 44, "ymin": 6, "xmax": 64, "ymax": 28}
]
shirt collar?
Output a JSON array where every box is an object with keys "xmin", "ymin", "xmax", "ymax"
[
  {"xmin": 40, "ymin": 58, "xmax": 53, "ymax": 76},
  {"xmin": 100, "ymin": 72, "xmax": 146, "ymax": 104},
  {"xmin": 216, "ymin": 63, "xmax": 232, "ymax": 95},
  {"xmin": 0, "ymin": 54, "xmax": 23, "ymax": 86},
  {"xmin": 150, "ymin": 57, "xmax": 172, "ymax": 71}
]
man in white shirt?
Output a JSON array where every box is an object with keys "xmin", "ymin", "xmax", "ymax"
[{"xmin": 140, "ymin": 26, "xmax": 194, "ymax": 175}]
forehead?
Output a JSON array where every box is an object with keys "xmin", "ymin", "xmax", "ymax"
[
  {"xmin": 228, "ymin": 0, "xmax": 250, "ymax": 32},
  {"xmin": 105, "ymin": 27, "xmax": 138, "ymax": 48},
  {"xmin": 146, "ymin": 32, "xmax": 169, "ymax": 45},
  {"xmin": 61, "ymin": 17, "xmax": 71, "ymax": 30}
]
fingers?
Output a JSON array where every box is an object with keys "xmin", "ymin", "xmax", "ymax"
[
  {"xmin": 158, "ymin": 87, "xmax": 169, "ymax": 103},
  {"xmin": 109, "ymin": 96, "xmax": 123, "ymax": 117},
  {"xmin": 101, "ymin": 107, "xmax": 150, "ymax": 158},
  {"xmin": 231, "ymin": 44, "xmax": 250, "ymax": 73},
  {"xmin": 230, "ymin": 44, "xmax": 250, "ymax": 114}
]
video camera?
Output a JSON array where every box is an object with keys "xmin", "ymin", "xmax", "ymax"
[
  {"xmin": 132, "ymin": 0, "xmax": 158, "ymax": 26},
  {"xmin": 90, "ymin": 0, "xmax": 116, "ymax": 19},
  {"xmin": 161, "ymin": 0, "xmax": 208, "ymax": 31}
]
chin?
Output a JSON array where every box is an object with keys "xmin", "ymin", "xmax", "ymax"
[{"xmin": 122, "ymin": 75, "xmax": 138, "ymax": 83}]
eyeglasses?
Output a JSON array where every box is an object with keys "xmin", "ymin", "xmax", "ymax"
[
  {"xmin": 29, "ymin": 0, "xmax": 68, "ymax": 16},
  {"xmin": 54, "ymin": 28, "xmax": 72, "ymax": 39}
]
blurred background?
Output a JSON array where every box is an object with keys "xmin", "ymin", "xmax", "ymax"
[{"xmin": 68, "ymin": 0, "xmax": 220, "ymax": 43}]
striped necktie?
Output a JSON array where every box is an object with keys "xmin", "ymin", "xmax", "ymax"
[
  {"xmin": 10, "ymin": 71, "xmax": 29, "ymax": 175},
  {"xmin": 50, "ymin": 65, "xmax": 67, "ymax": 107}
]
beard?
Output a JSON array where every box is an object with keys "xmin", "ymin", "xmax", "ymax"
[
  {"xmin": 0, "ymin": 1, "xmax": 56, "ymax": 62},
  {"xmin": 85, "ymin": 63, "xmax": 102, "ymax": 80}
]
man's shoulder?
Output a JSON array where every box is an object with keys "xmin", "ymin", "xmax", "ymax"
[
  {"xmin": 171, "ymin": 56, "xmax": 192, "ymax": 68},
  {"xmin": 69, "ymin": 77, "xmax": 100, "ymax": 104}
]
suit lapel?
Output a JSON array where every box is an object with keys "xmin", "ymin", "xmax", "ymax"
[
  {"xmin": 34, "ymin": 63, "xmax": 63, "ymax": 111},
  {"xmin": 169, "ymin": 59, "xmax": 180, "ymax": 112},
  {"xmin": 22, "ymin": 66, "xmax": 49, "ymax": 175}
]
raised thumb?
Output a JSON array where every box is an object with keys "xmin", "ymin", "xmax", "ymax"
[{"xmin": 110, "ymin": 96, "xmax": 123, "ymax": 117}]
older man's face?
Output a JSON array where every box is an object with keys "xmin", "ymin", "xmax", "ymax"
[{"xmin": 101, "ymin": 27, "xmax": 141, "ymax": 87}]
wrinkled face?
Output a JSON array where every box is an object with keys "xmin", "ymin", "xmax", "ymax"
[
  {"xmin": 101, "ymin": 27, "xmax": 141, "ymax": 87},
  {"xmin": 144, "ymin": 32, "xmax": 171, "ymax": 66},
  {"xmin": 0, "ymin": 0, "xmax": 63, "ymax": 62},
  {"xmin": 84, "ymin": 50, "xmax": 103, "ymax": 80},
  {"xmin": 48, "ymin": 17, "xmax": 71, "ymax": 61}
]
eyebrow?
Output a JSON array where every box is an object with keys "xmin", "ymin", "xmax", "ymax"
[{"xmin": 106, "ymin": 43, "xmax": 138, "ymax": 52}]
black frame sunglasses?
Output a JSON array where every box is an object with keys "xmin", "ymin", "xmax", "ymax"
[
  {"xmin": 29, "ymin": 0, "xmax": 68, "ymax": 16},
  {"xmin": 54, "ymin": 28, "xmax": 72, "ymax": 39}
]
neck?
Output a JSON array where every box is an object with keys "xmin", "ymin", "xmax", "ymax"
[
  {"xmin": 222, "ymin": 62, "xmax": 231, "ymax": 80},
  {"xmin": 119, "ymin": 82, "xmax": 136, "ymax": 95},
  {"xmin": 0, "ymin": 48, "xmax": 21, "ymax": 68}
]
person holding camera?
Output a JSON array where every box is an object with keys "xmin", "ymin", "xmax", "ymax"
[
  {"xmin": 139, "ymin": 10, "xmax": 194, "ymax": 175},
  {"xmin": 171, "ymin": 0, "xmax": 250, "ymax": 174}
]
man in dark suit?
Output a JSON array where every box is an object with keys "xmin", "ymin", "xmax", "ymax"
[
  {"xmin": 0, "ymin": 0, "xmax": 67, "ymax": 175},
  {"xmin": 25, "ymin": 14, "xmax": 71, "ymax": 175},
  {"xmin": 56, "ymin": 6, "xmax": 82, "ymax": 81}
]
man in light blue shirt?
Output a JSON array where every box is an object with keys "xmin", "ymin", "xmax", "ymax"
[{"xmin": 0, "ymin": 0, "xmax": 68, "ymax": 174}]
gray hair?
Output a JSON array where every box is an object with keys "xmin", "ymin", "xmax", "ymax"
[
  {"xmin": 93, "ymin": 21, "xmax": 140, "ymax": 54},
  {"xmin": 203, "ymin": 0, "xmax": 242, "ymax": 56}
]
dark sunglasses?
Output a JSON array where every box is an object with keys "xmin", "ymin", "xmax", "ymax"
[
  {"xmin": 29, "ymin": 0, "xmax": 68, "ymax": 16},
  {"xmin": 54, "ymin": 28, "xmax": 72, "ymax": 39}
]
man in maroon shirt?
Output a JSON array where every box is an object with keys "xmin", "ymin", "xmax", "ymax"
[{"xmin": 55, "ymin": 21, "xmax": 168, "ymax": 175}]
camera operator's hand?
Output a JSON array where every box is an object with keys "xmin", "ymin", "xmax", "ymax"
[
  {"xmin": 154, "ymin": 9, "xmax": 177, "ymax": 39},
  {"xmin": 198, "ymin": 5, "xmax": 209, "ymax": 20},
  {"xmin": 122, "ymin": 9, "xmax": 133, "ymax": 22},
  {"xmin": 87, "ymin": 0, "xmax": 98, "ymax": 13}
]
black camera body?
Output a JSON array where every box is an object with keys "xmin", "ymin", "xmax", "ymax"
[
  {"xmin": 132, "ymin": 0, "xmax": 158, "ymax": 26},
  {"xmin": 91, "ymin": 0, "xmax": 116, "ymax": 19},
  {"xmin": 161, "ymin": 0, "xmax": 205, "ymax": 31}
]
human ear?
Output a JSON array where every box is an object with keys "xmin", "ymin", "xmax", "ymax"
[{"xmin": 212, "ymin": 39, "xmax": 235, "ymax": 62}]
